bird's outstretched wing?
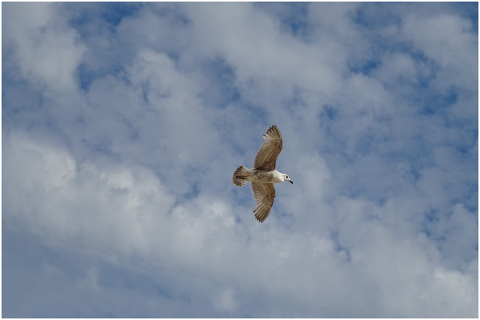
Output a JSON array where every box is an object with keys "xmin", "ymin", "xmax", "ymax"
[
  {"xmin": 253, "ymin": 125, "xmax": 283, "ymax": 171},
  {"xmin": 251, "ymin": 182, "xmax": 276, "ymax": 223}
]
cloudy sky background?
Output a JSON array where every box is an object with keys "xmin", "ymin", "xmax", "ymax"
[{"xmin": 2, "ymin": 2, "xmax": 478, "ymax": 317}]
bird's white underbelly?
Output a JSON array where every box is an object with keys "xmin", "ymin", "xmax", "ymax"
[{"xmin": 250, "ymin": 169, "xmax": 282, "ymax": 183}]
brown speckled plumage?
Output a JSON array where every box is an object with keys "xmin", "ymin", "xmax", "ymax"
[{"xmin": 232, "ymin": 125, "xmax": 293, "ymax": 223}]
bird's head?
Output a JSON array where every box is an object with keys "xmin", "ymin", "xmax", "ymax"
[{"xmin": 283, "ymin": 174, "xmax": 293, "ymax": 184}]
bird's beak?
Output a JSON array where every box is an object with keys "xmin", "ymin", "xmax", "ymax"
[{"xmin": 289, "ymin": 180, "xmax": 294, "ymax": 184}]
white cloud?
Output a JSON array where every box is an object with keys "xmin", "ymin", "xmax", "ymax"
[
  {"xmin": 372, "ymin": 52, "xmax": 418, "ymax": 86},
  {"xmin": 401, "ymin": 12, "xmax": 477, "ymax": 91},
  {"xmin": 3, "ymin": 131, "xmax": 175, "ymax": 257},
  {"xmin": 3, "ymin": 2, "xmax": 477, "ymax": 318},
  {"xmin": 3, "ymin": 3, "xmax": 85, "ymax": 92}
]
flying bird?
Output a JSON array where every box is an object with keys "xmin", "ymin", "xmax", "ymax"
[{"xmin": 232, "ymin": 125, "xmax": 293, "ymax": 222}]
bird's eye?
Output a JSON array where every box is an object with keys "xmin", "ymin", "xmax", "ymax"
[{"xmin": 286, "ymin": 175, "xmax": 289, "ymax": 179}]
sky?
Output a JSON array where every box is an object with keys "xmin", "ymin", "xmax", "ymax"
[{"xmin": 2, "ymin": 2, "xmax": 478, "ymax": 317}]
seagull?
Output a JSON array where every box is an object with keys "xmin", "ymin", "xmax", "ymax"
[{"xmin": 232, "ymin": 125, "xmax": 293, "ymax": 223}]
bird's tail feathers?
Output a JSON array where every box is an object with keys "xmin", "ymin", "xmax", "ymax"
[{"xmin": 232, "ymin": 165, "xmax": 249, "ymax": 186}]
